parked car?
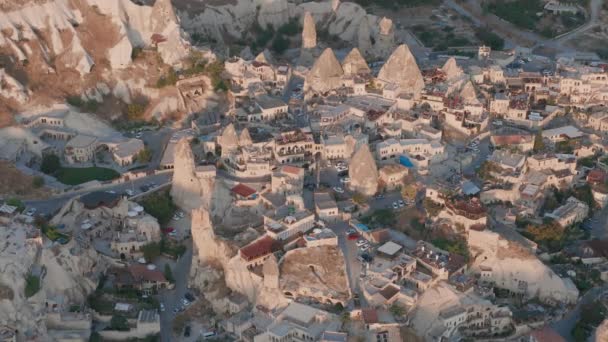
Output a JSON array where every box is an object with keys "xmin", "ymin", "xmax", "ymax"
[
  {"xmin": 348, "ymin": 233, "xmax": 360, "ymax": 240},
  {"xmin": 392, "ymin": 202, "xmax": 399, "ymax": 210},
  {"xmin": 160, "ymin": 303, "xmax": 165, "ymax": 312},
  {"xmin": 333, "ymin": 187, "xmax": 344, "ymax": 194},
  {"xmin": 25, "ymin": 208, "xmax": 36, "ymax": 216},
  {"xmin": 398, "ymin": 200, "xmax": 405, "ymax": 207},
  {"xmin": 184, "ymin": 326, "xmax": 191, "ymax": 337},
  {"xmin": 340, "ymin": 177, "xmax": 351, "ymax": 183},
  {"xmin": 185, "ymin": 293, "xmax": 195, "ymax": 302},
  {"xmin": 356, "ymin": 239, "xmax": 367, "ymax": 247}
]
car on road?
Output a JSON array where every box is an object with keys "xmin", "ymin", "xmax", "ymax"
[
  {"xmin": 185, "ymin": 293, "xmax": 195, "ymax": 302},
  {"xmin": 25, "ymin": 208, "xmax": 36, "ymax": 216},
  {"xmin": 356, "ymin": 239, "xmax": 367, "ymax": 247},
  {"xmin": 348, "ymin": 233, "xmax": 360, "ymax": 240},
  {"xmin": 125, "ymin": 189, "xmax": 134, "ymax": 197},
  {"xmin": 375, "ymin": 194, "xmax": 384, "ymax": 199},
  {"xmin": 392, "ymin": 202, "xmax": 399, "ymax": 210},
  {"xmin": 340, "ymin": 177, "xmax": 350, "ymax": 183},
  {"xmin": 162, "ymin": 227, "xmax": 175, "ymax": 234},
  {"xmin": 173, "ymin": 307, "xmax": 179, "ymax": 314},
  {"xmin": 160, "ymin": 303, "xmax": 165, "ymax": 312},
  {"xmin": 333, "ymin": 187, "xmax": 344, "ymax": 194},
  {"xmin": 398, "ymin": 200, "xmax": 405, "ymax": 207}
]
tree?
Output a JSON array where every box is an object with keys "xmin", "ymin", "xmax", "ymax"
[
  {"xmin": 136, "ymin": 148, "xmax": 152, "ymax": 164},
  {"xmin": 24, "ymin": 274, "xmax": 40, "ymax": 298},
  {"xmin": 140, "ymin": 241, "xmax": 162, "ymax": 262},
  {"xmin": 89, "ymin": 332, "xmax": 102, "ymax": 342},
  {"xmin": 126, "ymin": 103, "xmax": 146, "ymax": 121},
  {"xmin": 110, "ymin": 314, "xmax": 130, "ymax": 331},
  {"xmin": 164, "ymin": 264, "xmax": 175, "ymax": 283},
  {"xmin": 40, "ymin": 154, "xmax": 61, "ymax": 174},
  {"xmin": 352, "ymin": 192, "xmax": 366, "ymax": 205},
  {"xmin": 271, "ymin": 34, "xmax": 290, "ymax": 54},
  {"xmin": 141, "ymin": 191, "xmax": 176, "ymax": 225},
  {"xmin": 389, "ymin": 304, "xmax": 406, "ymax": 317},
  {"xmin": 533, "ymin": 131, "xmax": 545, "ymax": 152},
  {"xmin": 6, "ymin": 198, "xmax": 25, "ymax": 212},
  {"xmin": 32, "ymin": 176, "xmax": 45, "ymax": 188}
]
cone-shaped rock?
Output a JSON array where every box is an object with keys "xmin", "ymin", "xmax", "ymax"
[
  {"xmin": 342, "ymin": 48, "xmax": 370, "ymax": 76},
  {"xmin": 442, "ymin": 57, "xmax": 463, "ymax": 81},
  {"xmin": 302, "ymin": 11, "xmax": 317, "ymax": 49},
  {"xmin": 378, "ymin": 44, "xmax": 424, "ymax": 96},
  {"xmin": 305, "ymin": 48, "xmax": 344, "ymax": 93},
  {"xmin": 460, "ymin": 81, "xmax": 480, "ymax": 105},
  {"xmin": 239, "ymin": 128, "xmax": 253, "ymax": 147},
  {"xmin": 255, "ymin": 49, "xmax": 276, "ymax": 65},
  {"xmin": 171, "ymin": 138, "xmax": 201, "ymax": 210},
  {"xmin": 218, "ymin": 123, "xmax": 239, "ymax": 156},
  {"xmin": 348, "ymin": 145, "xmax": 378, "ymax": 196}
]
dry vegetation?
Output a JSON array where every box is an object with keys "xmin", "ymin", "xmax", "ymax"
[{"xmin": 0, "ymin": 161, "xmax": 51, "ymax": 199}]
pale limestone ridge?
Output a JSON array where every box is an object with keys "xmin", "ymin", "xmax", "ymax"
[
  {"xmin": 378, "ymin": 44, "xmax": 424, "ymax": 97},
  {"xmin": 341, "ymin": 48, "xmax": 370, "ymax": 77},
  {"xmin": 305, "ymin": 47, "xmax": 344, "ymax": 94},
  {"xmin": 302, "ymin": 11, "xmax": 317, "ymax": 49},
  {"xmin": 442, "ymin": 57, "xmax": 464, "ymax": 81},
  {"xmin": 348, "ymin": 144, "xmax": 378, "ymax": 196}
]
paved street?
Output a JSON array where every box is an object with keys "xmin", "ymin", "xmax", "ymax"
[
  {"xmin": 24, "ymin": 172, "xmax": 172, "ymax": 217},
  {"xmin": 551, "ymin": 285, "xmax": 608, "ymax": 341}
]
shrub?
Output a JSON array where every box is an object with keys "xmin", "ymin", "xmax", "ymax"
[
  {"xmin": 131, "ymin": 47, "xmax": 143, "ymax": 60},
  {"xmin": 110, "ymin": 315, "xmax": 130, "ymax": 331},
  {"xmin": 136, "ymin": 148, "xmax": 153, "ymax": 163},
  {"xmin": 164, "ymin": 264, "xmax": 175, "ymax": 283},
  {"xmin": 32, "ymin": 176, "xmax": 45, "ymax": 188},
  {"xmin": 40, "ymin": 154, "xmax": 61, "ymax": 174},
  {"xmin": 126, "ymin": 103, "xmax": 146, "ymax": 121},
  {"xmin": 140, "ymin": 191, "xmax": 176, "ymax": 225},
  {"xmin": 271, "ymin": 34, "xmax": 290, "ymax": 54},
  {"xmin": 6, "ymin": 198, "xmax": 25, "ymax": 212},
  {"xmin": 25, "ymin": 274, "xmax": 40, "ymax": 298}
]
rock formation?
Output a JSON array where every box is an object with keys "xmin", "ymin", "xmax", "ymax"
[
  {"xmin": 348, "ymin": 144, "xmax": 378, "ymax": 196},
  {"xmin": 357, "ymin": 16, "xmax": 373, "ymax": 57},
  {"xmin": 378, "ymin": 44, "xmax": 424, "ymax": 97},
  {"xmin": 0, "ymin": 69, "xmax": 29, "ymax": 104},
  {"xmin": 170, "ymin": 138, "xmax": 216, "ymax": 212},
  {"xmin": 442, "ymin": 57, "xmax": 464, "ymax": 81},
  {"xmin": 375, "ymin": 17, "xmax": 395, "ymax": 58},
  {"xmin": 239, "ymin": 128, "xmax": 253, "ymax": 147},
  {"xmin": 262, "ymin": 255, "xmax": 280, "ymax": 289},
  {"xmin": 332, "ymin": 0, "xmax": 341, "ymax": 12},
  {"xmin": 255, "ymin": 49, "xmax": 276, "ymax": 65},
  {"xmin": 218, "ymin": 123, "xmax": 239, "ymax": 156},
  {"xmin": 341, "ymin": 48, "xmax": 370, "ymax": 77},
  {"xmin": 302, "ymin": 11, "xmax": 317, "ymax": 49},
  {"xmin": 304, "ymin": 48, "xmax": 344, "ymax": 94},
  {"xmin": 596, "ymin": 319, "xmax": 608, "ymax": 342},
  {"xmin": 459, "ymin": 81, "xmax": 479, "ymax": 105}
]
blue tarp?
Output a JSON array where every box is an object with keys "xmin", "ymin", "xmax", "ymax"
[{"xmin": 399, "ymin": 155, "xmax": 414, "ymax": 168}]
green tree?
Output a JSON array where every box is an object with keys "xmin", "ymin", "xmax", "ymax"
[
  {"xmin": 32, "ymin": 176, "xmax": 45, "ymax": 188},
  {"xmin": 89, "ymin": 332, "xmax": 102, "ymax": 342},
  {"xmin": 141, "ymin": 191, "xmax": 176, "ymax": 225},
  {"xmin": 533, "ymin": 131, "xmax": 545, "ymax": 152},
  {"xmin": 164, "ymin": 264, "xmax": 175, "ymax": 283},
  {"xmin": 40, "ymin": 154, "xmax": 61, "ymax": 174},
  {"xmin": 25, "ymin": 274, "xmax": 40, "ymax": 298},
  {"xmin": 389, "ymin": 304, "xmax": 406, "ymax": 317},
  {"xmin": 136, "ymin": 148, "xmax": 153, "ymax": 163},
  {"xmin": 140, "ymin": 241, "xmax": 162, "ymax": 262},
  {"xmin": 6, "ymin": 198, "xmax": 25, "ymax": 212},
  {"xmin": 271, "ymin": 34, "xmax": 290, "ymax": 54},
  {"xmin": 110, "ymin": 314, "xmax": 130, "ymax": 331}
]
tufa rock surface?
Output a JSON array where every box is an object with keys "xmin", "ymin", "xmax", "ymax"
[
  {"xmin": 305, "ymin": 48, "xmax": 344, "ymax": 94},
  {"xmin": 341, "ymin": 48, "xmax": 370, "ymax": 77},
  {"xmin": 348, "ymin": 144, "xmax": 378, "ymax": 196},
  {"xmin": 302, "ymin": 11, "xmax": 317, "ymax": 49},
  {"xmin": 442, "ymin": 57, "xmax": 464, "ymax": 81},
  {"xmin": 378, "ymin": 44, "xmax": 424, "ymax": 97}
]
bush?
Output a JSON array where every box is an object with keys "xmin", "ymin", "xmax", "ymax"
[
  {"xmin": 126, "ymin": 103, "xmax": 146, "ymax": 121},
  {"xmin": 40, "ymin": 154, "xmax": 61, "ymax": 174},
  {"xmin": 156, "ymin": 69, "xmax": 178, "ymax": 88},
  {"xmin": 6, "ymin": 198, "xmax": 25, "ymax": 212},
  {"xmin": 140, "ymin": 241, "xmax": 162, "ymax": 262},
  {"xmin": 25, "ymin": 274, "xmax": 40, "ymax": 298},
  {"xmin": 136, "ymin": 148, "xmax": 153, "ymax": 164},
  {"xmin": 32, "ymin": 176, "xmax": 45, "ymax": 188},
  {"xmin": 110, "ymin": 315, "xmax": 130, "ymax": 331},
  {"xmin": 131, "ymin": 47, "xmax": 143, "ymax": 60},
  {"xmin": 278, "ymin": 19, "xmax": 300, "ymax": 36},
  {"xmin": 475, "ymin": 29, "xmax": 504, "ymax": 50}
]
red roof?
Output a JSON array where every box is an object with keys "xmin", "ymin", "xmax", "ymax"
[
  {"xmin": 128, "ymin": 264, "xmax": 167, "ymax": 283},
  {"xmin": 588, "ymin": 169, "xmax": 607, "ymax": 184},
  {"xmin": 231, "ymin": 183, "xmax": 257, "ymax": 198},
  {"xmin": 529, "ymin": 327, "xmax": 565, "ymax": 342},
  {"xmin": 361, "ymin": 308, "xmax": 378, "ymax": 324},
  {"xmin": 282, "ymin": 165, "xmax": 303, "ymax": 176},
  {"xmin": 240, "ymin": 235, "xmax": 281, "ymax": 261}
]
